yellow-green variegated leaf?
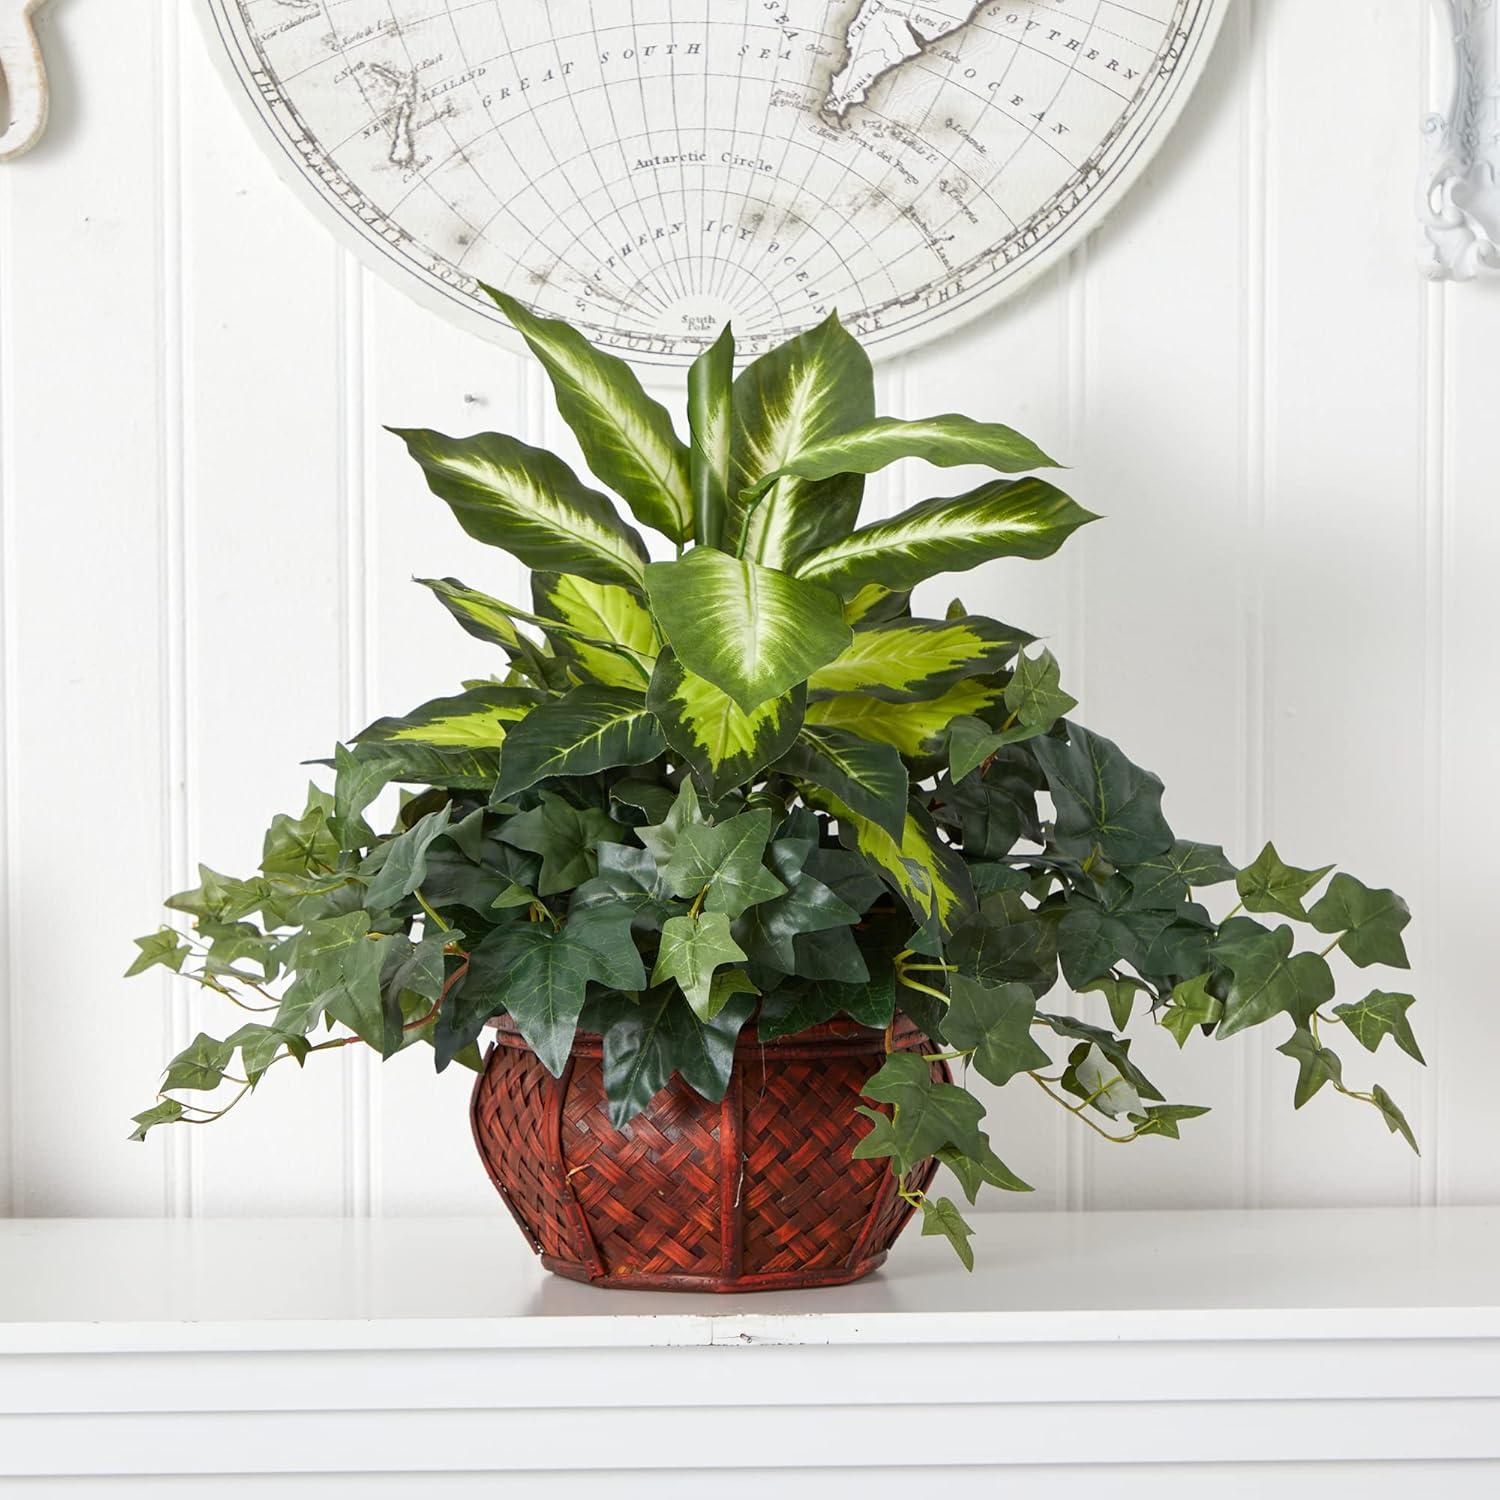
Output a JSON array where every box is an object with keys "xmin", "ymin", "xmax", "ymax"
[
  {"xmin": 487, "ymin": 288, "xmax": 693, "ymax": 542},
  {"xmin": 777, "ymin": 725, "xmax": 907, "ymax": 841},
  {"xmin": 688, "ymin": 324, "xmax": 734, "ymax": 549},
  {"xmin": 843, "ymin": 583, "xmax": 910, "ymax": 625},
  {"xmin": 822, "ymin": 793, "xmax": 975, "ymax": 932},
  {"xmin": 740, "ymin": 414, "xmax": 1060, "ymax": 500},
  {"xmin": 533, "ymin": 572, "xmax": 660, "ymax": 689},
  {"xmin": 417, "ymin": 576, "xmax": 562, "ymax": 688},
  {"xmin": 647, "ymin": 648, "xmax": 804, "ymax": 799},
  {"xmin": 353, "ymin": 685, "xmax": 540, "ymax": 749},
  {"xmin": 493, "ymin": 687, "xmax": 667, "ymax": 801},
  {"xmin": 794, "ymin": 477, "xmax": 1097, "ymax": 596},
  {"xmin": 808, "ymin": 615, "xmax": 1031, "ymax": 703},
  {"xmin": 644, "ymin": 547, "xmax": 851, "ymax": 713},
  {"xmin": 392, "ymin": 427, "xmax": 649, "ymax": 589},
  {"xmin": 806, "ymin": 678, "xmax": 1004, "ymax": 760},
  {"xmin": 727, "ymin": 311, "xmax": 874, "ymax": 569}
]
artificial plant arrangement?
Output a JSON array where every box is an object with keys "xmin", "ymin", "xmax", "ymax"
[{"xmin": 128, "ymin": 299, "xmax": 1422, "ymax": 1283}]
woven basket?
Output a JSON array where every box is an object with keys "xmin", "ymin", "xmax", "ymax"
[{"xmin": 470, "ymin": 1011, "xmax": 947, "ymax": 1292}]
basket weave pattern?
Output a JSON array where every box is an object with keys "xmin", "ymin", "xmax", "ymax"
[{"xmin": 470, "ymin": 1014, "xmax": 946, "ymax": 1292}]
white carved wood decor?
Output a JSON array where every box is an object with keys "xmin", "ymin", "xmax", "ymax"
[{"xmin": 1422, "ymin": 0, "xmax": 1500, "ymax": 279}]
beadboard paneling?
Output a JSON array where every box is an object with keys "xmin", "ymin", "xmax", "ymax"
[{"xmin": 0, "ymin": 0, "xmax": 1495, "ymax": 1219}]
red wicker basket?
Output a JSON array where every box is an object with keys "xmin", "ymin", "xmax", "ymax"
[{"xmin": 470, "ymin": 1012, "xmax": 947, "ymax": 1292}]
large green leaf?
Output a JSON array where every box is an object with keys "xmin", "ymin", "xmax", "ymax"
[
  {"xmin": 648, "ymin": 648, "xmax": 805, "ymax": 798},
  {"xmin": 1032, "ymin": 724, "xmax": 1174, "ymax": 865},
  {"xmin": 392, "ymin": 427, "xmax": 649, "ymax": 588},
  {"xmin": 727, "ymin": 311, "xmax": 875, "ymax": 568},
  {"xmin": 1216, "ymin": 924, "xmax": 1335, "ymax": 1040},
  {"xmin": 644, "ymin": 547, "xmax": 850, "ymax": 712},
  {"xmin": 331, "ymin": 741, "xmax": 501, "ymax": 794},
  {"xmin": 688, "ymin": 324, "xmax": 734, "ymax": 549},
  {"xmin": 860, "ymin": 1051, "xmax": 988, "ymax": 1167},
  {"xmin": 486, "ymin": 289, "xmax": 693, "ymax": 542},
  {"xmin": 532, "ymin": 572, "xmax": 659, "ymax": 688},
  {"xmin": 793, "ymin": 477, "xmax": 1096, "ymax": 596},
  {"xmin": 416, "ymin": 576, "xmax": 559, "ymax": 687},
  {"xmin": 497, "ymin": 792, "xmax": 623, "ymax": 895},
  {"xmin": 734, "ymin": 837, "xmax": 862, "ymax": 973},
  {"xmin": 662, "ymin": 987, "xmax": 756, "ymax": 1098},
  {"xmin": 661, "ymin": 809, "xmax": 784, "ymax": 919},
  {"xmin": 485, "ymin": 924, "xmax": 598, "ymax": 1076},
  {"xmin": 777, "ymin": 724, "xmax": 907, "ymax": 842},
  {"xmin": 1307, "ymin": 874, "xmax": 1411, "ymax": 969},
  {"xmin": 740, "ymin": 413, "xmax": 1059, "ymax": 499},
  {"xmin": 362, "ymin": 805, "xmax": 453, "ymax": 910},
  {"xmin": 353, "ymin": 685, "xmax": 539, "ymax": 749},
  {"xmin": 491, "ymin": 687, "xmax": 666, "ymax": 801},
  {"xmin": 807, "ymin": 615, "xmax": 1029, "ymax": 702},
  {"xmin": 806, "ymin": 678, "xmax": 1004, "ymax": 760},
  {"xmin": 651, "ymin": 911, "xmax": 748, "ymax": 1018},
  {"xmin": 596, "ymin": 991, "xmax": 677, "ymax": 1127},
  {"xmin": 828, "ymin": 795, "xmax": 975, "ymax": 932},
  {"xmin": 1126, "ymin": 841, "xmax": 1238, "ymax": 908},
  {"xmin": 939, "ymin": 976, "xmax": 1050, "ymax": 1087}
]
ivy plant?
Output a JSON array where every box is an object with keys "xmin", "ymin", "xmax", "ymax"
[{"xmin": 128, "ymin": 297, "xmax": 1423, "ymax": 1268}]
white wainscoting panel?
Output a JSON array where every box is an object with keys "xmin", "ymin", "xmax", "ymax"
[{"xmin": 0, "ymin": 0, "xmax": 1496, "ymax": 1220}]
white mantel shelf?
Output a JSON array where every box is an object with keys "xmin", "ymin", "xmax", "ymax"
[{"xmin": 3, "ymin": 1207, "xmax": 1499, "ymax": 1497}]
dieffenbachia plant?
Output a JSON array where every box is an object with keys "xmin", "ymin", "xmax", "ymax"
[{"xmin": 127, "ymin": 300, "xmax": 1423, "ymax": 1267}]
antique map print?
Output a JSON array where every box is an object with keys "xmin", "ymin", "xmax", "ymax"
[{"xmin": 205, "ymin": 1, "xmax": 1231, "ymax": 365}]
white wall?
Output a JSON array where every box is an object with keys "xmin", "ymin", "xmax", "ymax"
[{"xmin": 0, "ymin": 0, "xmax": 1495, "ymax": 1220}]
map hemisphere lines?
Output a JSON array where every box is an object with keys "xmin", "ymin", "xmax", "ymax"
[{"xmin": 212, "ymin": 0, "xmax": 1225, "ymax": 365}]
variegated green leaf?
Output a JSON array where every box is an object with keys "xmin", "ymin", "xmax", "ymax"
[
  {"xmin": 493, "ymin": 687, "xmax": 666, "ymax": 801},
  {"xmin": 688, "ymin": 323, "xmax": 734, "ymax": 549},
  {"xmin": 647, "ymin": 648, "xmax": 804, "ymax": 799},
  {"xmin": 821, "ymin": 793, "xmax": 975, "ymax": 932},
  {"xmin": 487, "ymin": 288, "xmax": 693, "ymax": 542},
  {"xmin": 727, "ymin": 311, "xmax": 875, "ymax": 569},
  {"xmin": 806, "ymin": 678, "xmax": 1004, "ymax": 760},
  {"xmin": 842, "ymin": 583, "xmax": 910, "ymax": 625},
  {"xmin": 777, "ymin": 724, "xmax": 907, "ymax": 842},
  {"xmin": 644, "ymin": 547, "xmax": 851, "ymax": 712},
  {"xmin": 392, "ymin": 427, "xmax": 649, "ymax": 589},
  {"xmin": 808, "ymin": 615, "xmax": 1030, "ymax": 702},
  {"xmin": 328, "ymin": 741, "xmax": 502, "ymax": 793},
  {"xmin": 794, "ymin": 477, "xmax": 1097, "ymax": 596},
  {"xmin": 416, "ymin": 576, "xmax": 561, "ymax": 687},
  {"xmin": 532, "ymin": 572, "xmax": 659, "ymax": 689},
  {"xmin": 740, "ymin": 413, "xmax": 1059, "ymax": 500},
  {"xmin": 354, "ymin": 685, "xmax": 540, "ymax": 749}
]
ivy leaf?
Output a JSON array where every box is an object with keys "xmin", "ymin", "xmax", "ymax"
[
  {"xmin": 1276, "ymin": 1028, "xmax": 1344, "ymax": 1108},
  {"xmin": 1371, "ymin": 1084, "xmax": 1419, "ymax": 1154},
  {"xmin": 651, "ymin": 911, "xmax": 748, "ymax": 1018},
  {"xmin": 1307, "ymin": 874, "xmax": 1412, "ymax": 970},
  {"xmin": 1161, "ymin": 973, "xmax": 1223, "ymax": 1047},
  {"xmin": 362, "ymin": 805, "xmax": 452, "ymax": 910},
  {"xmin": 663, "ymin": 985, "xmax": 757, "ymax": 1096},
  {"xmin": 563, "ymin": 904, "xmax": 648, "ymax": 992},
  {"xmin": 1235, "ymin": 842, "xmax": 1334, "ymax": 919},
  {"xmin": 662, "ymin": 809, "xmax": 784, "ymax": 918},
  {"xmin": 1333, "ymin": 990, "xmax": 1424, "ymax": 1063},
  {"xmin": 125, "ymin": 927, "xmax": 190, "ymax": 978},
  {"xmin": 1215, "ymin": 924, "xmax": 1335, "ymax": 1040},
  {"xmin": 851, "ymin": 1104, "xmax": 903, "ymax": 1163},
  {"xmin": 260, "ymin": 805, "xmax": 340, "ymax": 880},
  {"xmin": 320, "ymin": 931, "xmax": 402, "ymax": 1056},
  {"xmin": 860, "ymin": 1052, "xmax": 988, "ymax": 1166},
  {"xmin": 734, "ymin": 838, "xmax": 861, "ymax": 973},
  {"xmin": 1036, "ymin": 1014, "xmax": 1164, "ymax": 1103},
  {"xmin": 920, "ymin": 1195, "xmax": 976, "ymax": 1271},
  {"xmin": 1067, "ymin": 1042, "xmax": 1142, "ymax": 1118},
  {"xmin": 939, "ymin": 977, "xmax": 1050, "ymax": 1087},
  {"xmin": 1080, "ymin": 975, "xmax": 1145, "ymax": 1032},
  {"xmin": 1128, "ymin": 1104, "xmax": 1211, "ymax": 1140},
  {"xmin": 487, "ymin": 924, "xmax": 598, "ymax": 1076},
  {"xmin": 498, "ymin": 791, "xmax": 623, "ymax": 895},
  {"xmin": 935, "ymin": 1137, "xmax": 1033, "ymax": 1202},
  {"xmin": 128, "ymin": 1099, "xmax": 185, "ymax": 1142},
  {"xmin": 777, "ymin": 724, "xmax": 908, "ymax": 843},
  {"xmin": 636, "ymin": 778, "xmax": 704, "ymax": 866},
  {"xmin": 1004, "ymin": 647, "xmax": 1077, "ymax": 730},
  {"xmin": 491, "ymin": 687, "xmax": 666, "ymax": 802},
  {"xmin": 596, "ymin": 991, "xmax": 676, "ymax": 1127},
  {"xmin": 1126, "ymin": 841, "xmax": 1237, "ymax": 909},
  {"xmin": 644, "ymin": 546, "xmax": 851, "ymax": 713},
  {"xmin": 226, "ymin": 1022, "xmax": 307, "ymax": 1083},
  {"xmin": 331, "ymin": 741, "xmax": 384, "ymax": 850},
  {"xmin": 571, "ymin": 843, "xmax": 680, "ymax": 932},
  {"xmin": 161, "ymin": 1033, "xmax": 236, "ymax": 1092},
  {"xmin": 947, "ymin": 716, "xmax": 1044, "ymax": 782},
  {"xmin": 1056, "ymin": 903, "xmax": 1170, "ymax": 989},
  {"xmin": 1031, "ymin": 724, "xmax": 1174, "ymax": 866}
]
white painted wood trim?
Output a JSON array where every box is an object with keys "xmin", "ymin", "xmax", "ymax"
[{"xmin": 0, "ymin": 0, "xmax": 48, "ymax": 162}]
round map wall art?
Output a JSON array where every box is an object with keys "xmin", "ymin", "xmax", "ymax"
[{"xmin": 204, "ymin": 1, "xmax": 1234, "ymax": 366}]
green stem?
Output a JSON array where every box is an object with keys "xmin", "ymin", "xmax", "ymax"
[
  {"xmin": 414, "ymin": 888, "xmax": 450, "ymax": 933},
  {"xmin": 1028, "ymin": 1072, "xmax": 1140, "ymax": 1144}
]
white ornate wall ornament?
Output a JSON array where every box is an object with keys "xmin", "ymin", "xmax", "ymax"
[
  {"xmin": 0, "ymin": 0, "xmax": 49, "ymax": 162},
  {"xmin": 1421, "ymin": 0, "xmax": 1500, "ymax": 280}
]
